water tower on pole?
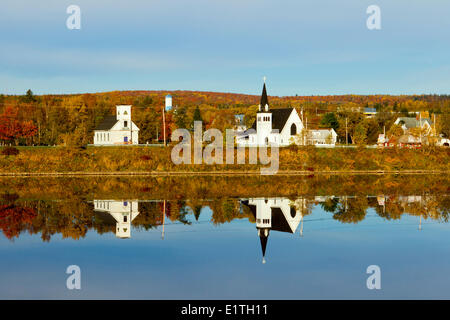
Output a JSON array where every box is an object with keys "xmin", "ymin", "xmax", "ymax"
[
  {"xmin": 163, "ymin": 94, "xmax": 172, "ymax": 146},
  {"xmin": 165, "ymin": 94, "xmax": 172, "ymax": 111}
]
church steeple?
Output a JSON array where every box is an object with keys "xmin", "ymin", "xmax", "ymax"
[
  {"xmin": 261, "ymin": 83, "xmax": 269, "ymax": 109},
  {"xmin": 258, "ymin": 77, "xmax": 269, "ymax": 112},
  {"xmin": 258, "ymin": 228, "xmax": 269, "ymax": 264}
]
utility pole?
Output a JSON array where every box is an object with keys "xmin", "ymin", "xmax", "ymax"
[
  {"xmin": 163, "ymin": 105, "xmax": 166, "ymax": 146},
  {"xmin": 433, "ymin": 113, "xmax": 436, "ymax": 136},
  {"xmin": 345, "ymin": 118, "xmax": 348, "ymax": 145},
  {"xmin": 419, "ymin": 112, "xmax": 422, "ymax": 144},
  {"xmin": 162, "ymin": 200, "xmax": 166, "ymax": 240},
  {"xmin": 130, "ymin": 107, "xmax": 133, "ymax": 145},
  {"xmin": 305, "ymin": 116, "xmax": 308, "ymax": 145}
]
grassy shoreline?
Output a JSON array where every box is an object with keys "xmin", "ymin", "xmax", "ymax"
[
  {"xmin": 0, "ymin": 170, "xmax": 448, "ymax": 176},
  {"xmin": 0, "ymin": 145, "xmax": 448, "ymax": 174}
]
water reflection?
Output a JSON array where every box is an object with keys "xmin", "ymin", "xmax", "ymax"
[
  {"xmin": 241, "ymin": 198, "xmax": 305, "ymax": 263},
  {"xmin": 93, "ymin": 200, "xmax": 140, "ymax": 239},
  {"xmin": 0, "ymin": 193, "xmax": 448, "ymax": 244}
]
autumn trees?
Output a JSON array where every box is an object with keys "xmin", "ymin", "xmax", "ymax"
[
  {"xmin": 0, "ymin": 89, "xmax": 449, "ymax": 147},
  {"xmin": 0, "ymin": 106, "xmax": 37, "ymax": 145}
]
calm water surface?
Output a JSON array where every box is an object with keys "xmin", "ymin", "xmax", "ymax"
[{"xmin": 0, "ymin": 176, "xmax": 449, "ymax": 299}]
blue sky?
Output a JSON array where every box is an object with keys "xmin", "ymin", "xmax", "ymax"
[{"xmin": 1, "ymin": 0, "xmax": 449, "ymax": 96}]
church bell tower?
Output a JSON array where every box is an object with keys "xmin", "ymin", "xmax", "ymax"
[{"xmin": 256, "ymin": 77, "xmax": 272, "ymax": 145}]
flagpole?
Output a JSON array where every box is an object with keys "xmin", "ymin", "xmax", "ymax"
[
  {"xmin": 163, "ymin": 105, "xmax": 166, "ymax": 147},
  {"xmin": 162, "ymin": 200, "xmax": 166, "ymax": 240}
]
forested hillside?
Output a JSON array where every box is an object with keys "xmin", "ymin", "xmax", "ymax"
[{"xmin": 0, "ymin": 90, "xmax": 449, "ymax": 146}]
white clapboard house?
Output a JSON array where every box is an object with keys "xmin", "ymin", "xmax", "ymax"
[
  {"xmin": 93, "ymin": 105, "xmax": 139, "ymax": 145},
  {"xmin": 236, "ymin": 81, "xmax": 304, "ymax": 147}
]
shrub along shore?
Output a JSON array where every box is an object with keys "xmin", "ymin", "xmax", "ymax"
[{"xmin": 0, "ymin": 145, "xmax": 448, "ymax": 175}]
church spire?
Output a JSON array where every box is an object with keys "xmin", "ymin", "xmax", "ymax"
[
  {"xmin": 258, "ymin": 228, "xmax": 269, "ymax": 264},
  {"xmin": 260, "ymin": 235, "xmax": 267, "ymax": 262},
  {"xmin": 260, "ymin": 81, "xmax": 269, "ymax": 110}
]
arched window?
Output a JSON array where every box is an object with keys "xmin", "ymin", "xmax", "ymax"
[
  {"xmin": 265, "ymin": 137, "xmax": 269, "ymax": 145},
  {"xmin": 290, "ymin": 207, "xmax": 296, "ymax": 218},
  {"xmin": 124, "ymin": 111, "xmax": 128, "ymax": 115},
  {"xmin": 290, "ymin": 123, "xmax": 297, "ymax": 136}
]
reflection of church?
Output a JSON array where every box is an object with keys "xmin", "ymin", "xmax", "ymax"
[
  {"xmin": 241, "ymin": 198, "xmax": 305, "ymax": 263},
  {"xmin": 93, "ymin": 200, "xmax": 139, "ymax": 238}
]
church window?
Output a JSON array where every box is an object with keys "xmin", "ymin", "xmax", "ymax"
[
  {"xmin": 290, "ymin": 208, "xmax": 296, "ymax": 218},
  {"xmin": 124, "ymin": 216, "xmax": 127, "ymax": 222},
  {"xmin": 124, "ymin": 121, "xmax": 128, "ymax": 128},
  {"xmin": 124, "ymin": 111, "xmax": 128, "ymax": 115},
  {"xmin": 291, "ymin": 123, "xmax": 297, "ymax": 135}
]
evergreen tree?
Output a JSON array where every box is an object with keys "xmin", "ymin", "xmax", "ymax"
[
  {"xmin": 25, "ymin": 89, "xmax": 34, "ymax": 103},
  {"xmin": 175, "ymin": 107, "xmax": 187, "ymax": 129},
  {"xmin": 320, "ymin": 112, "xmax": 339, "ymax": 130},
  {"xmin": 191, "ymin": 106, "xmax": 204, "ymax": 130}
]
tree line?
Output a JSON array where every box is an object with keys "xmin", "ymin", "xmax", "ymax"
[{"xmin": 0, "ymin": 89, "xmax": 449, "ymax": 146}]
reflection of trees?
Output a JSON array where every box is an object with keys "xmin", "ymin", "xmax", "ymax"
[
  {"xmin": 210, "ymin": 199, "xmax": 243, "ymax": 225},
  {"xmin": 185, "ymin": 199, "xmax": 205, "ymax": 221},
  {"xmin": 1, "ymin": 194, "xmax": 450, "ymax": 242},
  {"xmin": 132, "ymin": 202, "xmax": 163, "ymax": 230},
  {"xmin": 402, "ymin": 195, "xmax": 449, "ymax": 222},
  {"xmin": 165, "ymin": 200, "xmax": 191, "ymax": 225},
  {"xmin": 0, "ymin": 203, "xmax": 36, "ymax": 239},
  {"xmin": 321, "ymin": 198, "xmax": 339, "ymax": 213},
  {"xmin": 375, "ymin": 197, "xmax": 404, "ymax": 220},
  {"xmin": 332, "ymin": 196, "xmax": 368, "ymax": 224}
]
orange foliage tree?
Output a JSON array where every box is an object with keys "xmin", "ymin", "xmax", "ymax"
[
  {"xmin": 0, "ymin": 204, "xmax": 37, "ymax": 239},
  {"xmin": 0, "ymin": 106, "xmax": 38, "ymax": 145}
]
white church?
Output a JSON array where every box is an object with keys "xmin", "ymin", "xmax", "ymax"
[
  {"xmin": 236, "ymin": 81, "xmax": 304, "ymax": 147},
  {"xmin": 93, "ymin": 105, "xmax": 139, "ymax": 145},
  {"xmin": 241, "ymin": 197, "xmax": 305, "ymax": 263},
  {"xmin": 93, "ymin": 200, "xmax": 140, "ymax": 238}
]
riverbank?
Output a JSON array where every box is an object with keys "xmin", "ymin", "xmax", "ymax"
[
  {"xmin": 0, "ymin": 145, "xmax": 448, "ymax": 174},
  {"xmin": 0, "ymin": 170, "xmax": 447, "ymax": 176},
  {"xmin": 1, "ymin": 174, "xmax": 448, "ymax": 200}
]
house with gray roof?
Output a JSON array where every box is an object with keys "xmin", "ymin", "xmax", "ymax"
[
  {"xmin": 394, "ymin": 117, "xmax": 432, "ymax": 133},
  {"xmin": 307, "ymin": 128, "xmax": 337, "ymax": 146}
]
